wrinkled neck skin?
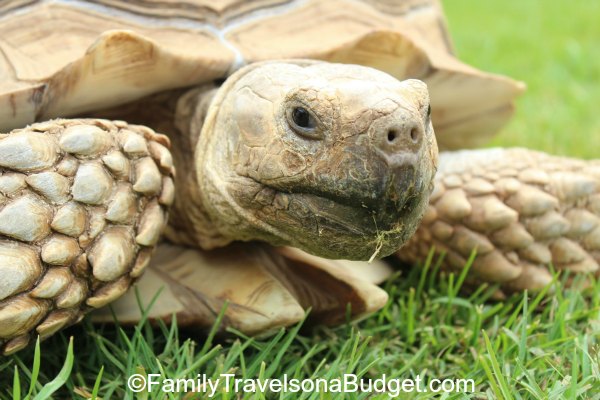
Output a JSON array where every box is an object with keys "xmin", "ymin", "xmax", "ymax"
[
  {"xmin": 167, "ymin": 79, "xmax": 305, "ymax": 251},
  {"xmin": 163, "ymin": 85, "xmax": 230, "ymax": 249},
  {"xmin": 169, "ymin": 74, "xmax": 289, "ymax": 251}
]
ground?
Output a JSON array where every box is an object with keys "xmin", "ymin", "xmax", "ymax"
[{"xmin": 1, "ymin": 0, "xmax": 599, "ymax": 398}]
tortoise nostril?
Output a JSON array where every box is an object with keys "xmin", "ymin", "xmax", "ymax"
[
  {"xmin": 410, "ymin": 128, "xmax": 419, "ymax": 142},
  {"xmin": 387, "ymin": 130, "xmax": 397, "ymax": 143},
  {"xmin": 377, "ymin": 119, "xmax": 423, "ymax": 157}
]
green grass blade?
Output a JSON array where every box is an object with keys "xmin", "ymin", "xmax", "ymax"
[
  {"xmin": 199, "ymin": 300, "xmax": 229, "ymax": 356},
  {"xmin": 91, "ymin": 365, "xmax": 104, "ymax": 400},
  {"xmin": 24, "ymin": 336, "xmax": 41, "ymax": 400},
  {"xmin": 482, "ymin": 331, "xmax": 513, "ymax": 400},
  {"xmin": 13, "ymin": 365, "xmax": 21, "ymax": 400},
  {"xmin": 479, "ymin": 354, "xmax": 505, "ymax": 400},
  {"xmin": 32, "ymin": 337, "xmax": 74, "ymax": 400}
]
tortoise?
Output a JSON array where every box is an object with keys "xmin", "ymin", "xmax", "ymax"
[{"xmin": 1, "ymin": 0, "xmax": 599, "ymax": 355}]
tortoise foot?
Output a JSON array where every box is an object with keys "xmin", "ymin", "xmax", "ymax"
[{"xmin": 399, "ymin": 148, "xmax": 600, "ymax": 295}]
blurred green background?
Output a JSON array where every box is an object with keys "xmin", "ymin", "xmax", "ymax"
[{"xmin": 443, "ymin": 0, "xmax": 600, "ymax": 159}]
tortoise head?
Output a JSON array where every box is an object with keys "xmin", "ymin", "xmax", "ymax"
[{"xmin": 196, "ymin": 61, "xmax": 438, "ymax": 260}]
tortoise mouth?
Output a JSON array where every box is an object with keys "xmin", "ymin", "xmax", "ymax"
[
  {"xmin": 246, "ymin": 176, "xmax": 423, "ymax": 233},
  {"xmin": 231, "ymin": 174, "xmax": 429, "ymax": 259},
  {"xmin": 288, "ymin": 190, "xmax": 420, "ymax": 233},
  {"xmin": 275, "ymin": 190, "xmax": 424, "ymax": 259},
  {"xmin": 244, "ymin": 159, "xmax": 422, "ymax": 218}
]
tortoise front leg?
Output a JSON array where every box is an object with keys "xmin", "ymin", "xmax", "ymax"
[
  {"xmin": 398, "ymin": 148, "xmax": 600, "ymax": 295},
  {"xmin": 0, "ymin": 119, "xmax": 173, "ymax": 355}
]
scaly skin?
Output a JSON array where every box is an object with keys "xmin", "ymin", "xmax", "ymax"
[
  {"xmin": 0, "ymin": 61, "xmax": 437, "ymax": 353},
  {"xmin": 0, "ymin": 119, "xmax": 174, "ymax": 355},
  {"xmin": 399, "ymin": 148, "xmax": 600, "ymax": 295}
]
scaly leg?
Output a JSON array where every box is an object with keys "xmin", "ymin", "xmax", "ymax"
[{"xmin": 398, "ymin": 148, "xmax": 600, "ymax": 294}]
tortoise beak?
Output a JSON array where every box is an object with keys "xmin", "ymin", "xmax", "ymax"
[{"xmin": 366, "ymin": 104, "xmax": 430, "ymax": 229}]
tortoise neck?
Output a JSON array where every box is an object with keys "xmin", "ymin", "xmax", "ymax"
[{"xmin": 163, "ymin": 85, "xmax": 232, "ymax": 249}]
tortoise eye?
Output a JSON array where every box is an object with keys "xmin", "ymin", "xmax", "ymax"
[
  {"xmin": 293, "ymin": 107, "xmax": 312, "ymax": 128},
  {"xmin": 427, "ymin": 104, "xmax": 431, "ymax": 118},
  {"xmin": 287, "ymin": 106, "xmax": 322, "ymax": 139}
]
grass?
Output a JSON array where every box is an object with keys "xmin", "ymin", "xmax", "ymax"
[
  {"xmin": 445, "ymin": 0, "xmax": 600, "ymax": 159},
  {"xmin": 2, "ymin": 256, "xmax": 599, "ymax": 399},
  {"xmin": 2, "ymin": 0, "xmax": 600, "ymax": 398}
]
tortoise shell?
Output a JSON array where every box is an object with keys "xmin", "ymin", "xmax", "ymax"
[{"xmin": 0, "ymin": 0, "xmax": 523, "ymax": 149}]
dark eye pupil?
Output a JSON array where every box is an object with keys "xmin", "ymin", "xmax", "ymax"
[
  {"xmin": 427, "ymin": 104, "xmax": 432, "ymax": 118},
  {"xmin": 292, "ymin": 107, "xmax": 311, "ymax": 128}
]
